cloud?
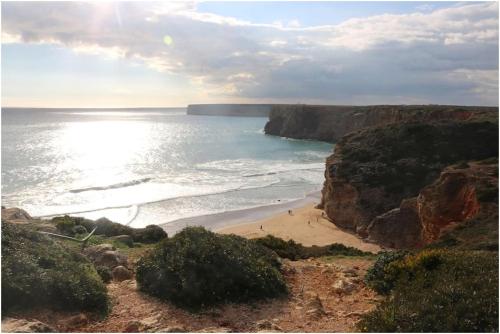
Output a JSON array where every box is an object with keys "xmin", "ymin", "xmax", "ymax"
[{"xmin": 2, "ymin": 1, "xmax": 498, "ymax": 105}]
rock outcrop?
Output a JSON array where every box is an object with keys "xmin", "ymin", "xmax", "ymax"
[
  {"xmin": 319, "ymin": 120, "xmax": 498, "ymax": 248},
  {"xmin": 264, "ymin": 104, "xmax": 497, "ymax": 142},
  {"xmin": 1, "ymin": 207, "xmax": 32, "ymax": 222},
  {"xmin": 1, "ymin": 318, "xmax": 56, "ymax": 333}
]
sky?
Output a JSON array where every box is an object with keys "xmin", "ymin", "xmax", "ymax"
[{"xmin": 1, "ymin": 1, "xmax": 498, "ymax": 107}]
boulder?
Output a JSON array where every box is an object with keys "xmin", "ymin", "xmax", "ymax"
[
  {"xmin": 2, "ymin": 318, "xmax": 56, "ymax": 333},
  {"xmin": 112, "ymin": 266, "xmax": 133, "ymax": 281},
  {"xmin": 83, "ymin": 244, "xmax": 115, "ymax": 258},
  {"xmin": 255, "ymin": 319, "xmax": 282, "ymax": 331},
  {"xmin": 198, "ymin": 327, "xmax": 232, "ymax": 333},
  {"xmin": 332, "ymin": 279, "xmax": 356, "ymax": 295},
  {"xmin": 367, "ymin": 198, "xmax": 423, "ymax": 249},
  {"xmin": 83, "ymin": 244, "xmax": 128, "ymax": 269},
  {"xmin": 304, "ymin": 294, "xmax": 325, "ymax": 318},
  {"xmin": 156, "ymin": 326, "xmax": 187, "ymax": 333},
  {"xmin": 60, "ymin": 313, "xmax": 88, "ymax": 328},
  {"xmin": 124, "ymin": 320, "xmax": 141, "ymax": 332},
  {"xmin": 342, "ymin": 268, "xmax": 358, "ymax": 277},
  {"xmin": 1, "ymin": 207, "xmax": 32, "ymax": 222}
]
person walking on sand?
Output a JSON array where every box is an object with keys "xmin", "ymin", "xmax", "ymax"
[{"xmin": 260, "ymin": 225, "xmax": 263, "ymax": 230}]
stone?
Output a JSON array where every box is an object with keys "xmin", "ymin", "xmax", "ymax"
[
  {"xmin": 198, "ymin": 326, "xmax": 231, "ymax": 332},
  {"xmin": 332, "ymin": 279, "xmax": 356, "ymax": 295},
  {"xmin": 342, "ymin": 268, "xmax": 358, "ymax": 277},
  {"xmin": 320, "ymin": 267, "xmax": 334, "ymax": 274},
  {"xmin": 83, "ymin": 244, "xmax": 115, "ymax": 258},
  {"xmin": 113, "ymin": 266, "xmax": 133, "ymax": 281},
  {"xmin": 111, "ymin": 235, "xmax": 134, "ymax": 247},
  {"xmin": 124, "ymin": 320, "xmax": 141, "ymax": 332},
  {"xmin": 1, "ymin": 207, "xmax": 32, "ymax": 222},
  {"xmin": 84, "ymin": 244, "xmax": 128, "ymax": 269},
  {"xmin": 156, "ymin": 326, "xmax": 187, "ymax": 333},
  {"xmin": 60, "ymin": 313, "xmax": 88, "ymax": 328},
  {"xmin": 255, "ymin": 319, "xmax": 281, "ymax": 330},
  {"xmin": 304, "ymin": 294, "xmax": 325, "ymax": 319},
  {"xmin": 2, "ymin": 318, "xmax": 56, "ymax": 333}
]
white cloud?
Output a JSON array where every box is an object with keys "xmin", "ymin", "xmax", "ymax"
[{"xmin": 1, "ymin": 1, "xmax": 498, "ymax": 105}]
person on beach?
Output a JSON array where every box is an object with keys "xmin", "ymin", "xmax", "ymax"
[{"xmin": 260, "ymin": 225, "xmax": 263, "ymax": 230}]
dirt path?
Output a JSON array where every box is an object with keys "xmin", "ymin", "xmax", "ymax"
[{"xmin": 67, "ymin": 257, "xmax": 380, "ymax": 333}]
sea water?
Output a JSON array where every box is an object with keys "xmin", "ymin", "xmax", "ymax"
[{"xmin": 1, "ymin": 108, "xmax": 333, "ymax": 230}]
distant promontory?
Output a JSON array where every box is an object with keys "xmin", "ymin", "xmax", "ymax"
[{"xmin": 187, "ymin": 104, "xmax": 272, "ymax": 117}]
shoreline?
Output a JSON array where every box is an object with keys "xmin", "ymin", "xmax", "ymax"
[
  {"xmin": 161, "ymin": 191, "xmax": 381, "ymax": 253},
  {"xmin": 159, "ymin": 191, "xmax": 322, "ymax": 236},
  {"xmin": 218, "ymin": 204, "xmax": 381, "ymax": 253}
]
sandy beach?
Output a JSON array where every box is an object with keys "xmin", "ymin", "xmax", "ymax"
[{"xmin": 217, "ymin": 203, "xmax": 381, "ymax": 253}]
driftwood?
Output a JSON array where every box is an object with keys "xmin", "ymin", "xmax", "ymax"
[{"xmin": 39, "ymin": 226, "xmax": 98, "ymax": 249}]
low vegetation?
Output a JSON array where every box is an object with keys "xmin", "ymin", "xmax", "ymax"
[
  {"xmin": 1, "ymin": 222, "xmax": 109, "ymax": 314},
  {"xmin": 364, "ymin": 251, "xmax": 409, "ymax": 295},
  {"xmin": 360, "ymin": 249, "xmax": 498, "ymax": 332},
  {"xmin": 136, "ymin": 227, "xmax": 287, "ymax": 309},
  {"xmin": 337, "ymin": 120, "xmax": 498, "ymax": 212},
  {"xmin": 52, "ymin": 215, "xmax": 167, "ymax": 243},
  {"xmin": 427, "ymin": 212, "xmax": 499, "ymax": 252},
  {"xmin": 253, "ymin": 235, "xmax": 371, "ymax": 260}
]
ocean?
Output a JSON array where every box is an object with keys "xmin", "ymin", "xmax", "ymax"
[{"xmin": 1, "ymin": 108, "xmax": 333, "ymax": 233}]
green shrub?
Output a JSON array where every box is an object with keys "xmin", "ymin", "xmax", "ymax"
[
  {"xmin": 136, "ymin": 227, "xmax": 287, "ymax": 309},
  {"xmin": 1, "ymin": 222, "xmax": 109, "ymax": 314},
  {"xmin": 358, "ymin": 250, "xmax": 499, "ymax": 332},
  {"xmin": 132, "ymin": 225, "xmax": 168, "ymax": 243},
  {"xmin": 364, "ymin": 251, "xmax": 410, "ymax": 295},
  {"xmin": 50, "ymin": 216, "xmax": 168, "ymax": 243},
  {"xmin": 53, "ymin": 215, "xmax": 77, "ymax": 236},
  {"xmin": 96, "ymin": 266, "xmax": 112, "ymax": 284},
  {"xmin": 253, "ymin": 235, "xmax": 370, "ymax": 260}
]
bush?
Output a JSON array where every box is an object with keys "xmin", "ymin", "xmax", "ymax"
[
  {"xmin": 253, "ymin": 235, "xmax": 370, "ymax": 260},
  {"xmin": 364, "ymin": 251, "xmax": 409, "ymax": 295},
  {"xmin": 51, "ymin": 216, "xmax": 168, "ymax": 243},
  {"xmin": 358, "ymin": 250, "xmax": 498, "ymax": 332},
  {"xmin": 96, "ymin": 266, "xmax": 112, "ymax": 284},
  {"xmin": 132, "ymin": 225, "xmax": 168, "ymax": 243},
  {"xmin": 136, "ymin": 227, "xmax": 287, "ymax": 309},
  {"xmin": 1, "ymin": 222, "xmax": 109, "ymax": 314},
  {"xmin": 53, "ymin": 215, "xmax": 77, "ymax": 236}
]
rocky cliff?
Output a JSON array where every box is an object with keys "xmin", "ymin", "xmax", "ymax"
[
  {"xmin": 318, "ymin": 119, "xmax": 498, "ymax": 248},
  {"xmin": 264, "ymin": 104, "xmax": 497, "ymax": 142},
  {"xmin": 187, "ymin": 104, "xmax": 271, "ymax": 117}
]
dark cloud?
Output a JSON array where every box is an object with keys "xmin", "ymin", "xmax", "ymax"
[{"xmin": 2, "ymin": 1, "xmax": 498, "ymax": 105}]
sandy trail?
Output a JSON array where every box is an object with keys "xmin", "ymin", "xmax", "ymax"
[{"xmin": 69, "ymin": 258, "xmax": 380, "ymax": 333}]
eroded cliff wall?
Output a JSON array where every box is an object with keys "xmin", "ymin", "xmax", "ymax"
[
  {"xmin": 319, "ymin": 119, "xmax": 498, "ymax": 248},
  {"xmin": 264, "ymin": 104, "xmax": 497, "ymax": 142}
]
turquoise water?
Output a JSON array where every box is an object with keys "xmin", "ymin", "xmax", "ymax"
[{"xmin": 1, "ymin": 108, "xmax": 333, "ymax": 228}]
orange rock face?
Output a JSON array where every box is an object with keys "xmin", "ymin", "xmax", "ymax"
[{"xmin": 417, "ymin": 166, "xmax": 485, "ymax": 244}]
